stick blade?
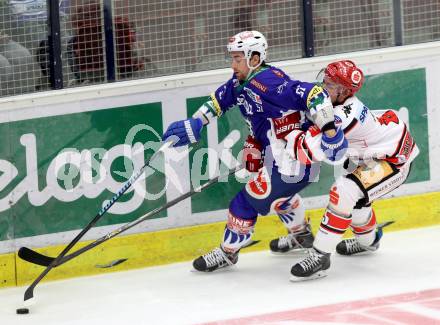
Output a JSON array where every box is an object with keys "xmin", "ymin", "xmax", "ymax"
[
  {"xmin": 95, "ymin": 258, "xmax": 128, "ymax": 269},
  {"xmin": 18, "ymin": 247, "xmax": 55, "ymax": 267},
  {"xmin": 378, "ymin": 220, "xmax": 395, "ymax": 229},
  {"xmin": 24, "ymin": 286, "xmax": 34, "ymax": 302}
]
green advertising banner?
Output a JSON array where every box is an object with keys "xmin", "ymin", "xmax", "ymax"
[{"xmin": 0, "ymin": 103, "xmax": 166, "ymax": 241}]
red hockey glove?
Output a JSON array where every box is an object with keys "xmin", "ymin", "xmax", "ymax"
[{"xmin": 243, "ymin": 135, "xmax": 263, "ymax": 172}]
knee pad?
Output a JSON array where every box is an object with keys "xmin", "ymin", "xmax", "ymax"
[{"xmin": 271, "ymin": 194, "xmax": 306, "ymax": 232}]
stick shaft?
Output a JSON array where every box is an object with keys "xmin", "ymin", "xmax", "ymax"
[
  {"xmin": 56, "ymin": 166, "xmax": 241, "ymax": 266},
  {"xmin": 23, "ymin": 141, "xmax": 172, "ymax": 301}
]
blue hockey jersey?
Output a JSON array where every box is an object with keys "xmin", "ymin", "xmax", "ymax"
[{"xmin": 207, "ymin": 65, "xmax": 329, "ymax": 148}]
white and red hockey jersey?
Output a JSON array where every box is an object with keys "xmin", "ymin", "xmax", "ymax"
[{"xmin": 285, "ymin": 96, "xmax": 419, "ymax": 166}]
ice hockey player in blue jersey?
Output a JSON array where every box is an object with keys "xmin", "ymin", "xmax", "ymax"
[{"xmin": 162, "ymin": 30, "xmax": 347, "ymax": 272}]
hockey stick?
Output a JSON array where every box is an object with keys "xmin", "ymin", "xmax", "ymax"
[
  {"xmin": 21, "ymin": 139, "xmax": 176, "ymax": 302},
  {"xmin": 21, "ymin": 164, "xmax": 243, "ymax": 300}
]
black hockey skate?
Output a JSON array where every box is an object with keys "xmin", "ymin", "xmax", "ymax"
[
  {"xmin": 193, "ymin": 247, "xmax": 238, "ymax": 272},
  {"xmin": 336, "ymin": 221, "xmax": 394, "ymax": 256},
  {"xmin": 270, "ymin": 226, "xmax": 314, "ymax": 253},
  {"xmin": 290, "ymin": 248, "xmax": 330, "ymax": 281}
]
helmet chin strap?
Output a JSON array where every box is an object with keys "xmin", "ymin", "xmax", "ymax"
[{"xmin": 245, "ymin": 57, "xmax": 262, "ymax": 80}]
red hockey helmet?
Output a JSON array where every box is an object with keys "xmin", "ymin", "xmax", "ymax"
[{"xmin": 323, "ymin": 60, "xmax": 364, "ymax": 94}]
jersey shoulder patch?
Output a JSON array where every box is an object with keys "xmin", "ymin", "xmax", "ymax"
[{"xmin": 306, "ymin": 85, "xmax": 326, "ymax": 108}]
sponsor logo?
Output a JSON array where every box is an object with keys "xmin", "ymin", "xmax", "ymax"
[
  {"xmin": 343, "ymin": 103, "xmax": 353, "ymax": 118},
  {"xmin": 277, "ymin": 81, "xmax": 289, "ymax": 94},
  {"xmin": 398, "ymin": 131, "xmax": 414, "ymax": 160},
  {"xmin": 359, "ymin": 105, "xmax": 369, "ymax": 123},
  {"xmin": 0, "ymin": 129, "xmax": 165, "ymax": 214},
  {"xmin": 246, "ymin": 167, "xmax": 271, "ymax": 199},
  {"xmin": 244, "ymin": 87, "xmax": 263, "ymax": 105},
  {"xmin": 239, "ymin": 31, "xmax": 255, "ymax": 40},
  {"xmin": 237, "ymin": 95, "xmax": 253, "ymax": 115},
  {"xmin": 351, "ymin": 70, "xmax": 362, "ymax": 85},
  {"xmin": 329, "ymin": 186, "xmax": 339, "ymax": 205},
  {"xmin": 250, "ymin": 79, "xmax": 268, "ymax": 92},
  {"xmin": 334, "ymin": 115, "xmax": 343, "ymax": 126},
  {"xmin": 275, "ymin": 123, "xmax": 300, "ymax": 136},
  {"xmin": 227, "ymin": 213, "xmax": 255, "ymax": 234},
  {"xmin": 369, "ymin": 172, "xmax": 405, "ymax": 199},
  {"xmin": 272, "ymin": 69, "xmax": 284, "ymax": 78}
]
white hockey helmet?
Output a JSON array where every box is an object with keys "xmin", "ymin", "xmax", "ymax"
[{"xmin": 227, "ymin": 31, "xmax": 268, "ymax": 68}]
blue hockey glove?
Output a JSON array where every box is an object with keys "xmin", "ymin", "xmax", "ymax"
[
  {"xmin": 162, "ymin": 118, "xmax": 203, "ymax": 147},
  {"xmin": 321, "ymin": 127, "xmax": 347, "ymax": 162}
]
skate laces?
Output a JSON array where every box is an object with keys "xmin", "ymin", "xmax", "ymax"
[
  {"xmin": 344, "ymin": 239, "xmax": 364, "ymax": 254},
  {"xmin": 278, "ymin": 233, "xmax": 295, "ymax": 249},
  {"xmin": 345, "ymin": 238, "xmax": 376, "ymax": 254},
  {"xmin": 278, "ymin": 226, "xmax": 311, "ymax": 249},
  {"xmin": 203, "ymin": 248, "xmax": 234, "ymax": 268},
  {"xmin": 299, "ymin": 250, "xmax": 323, "ymax": 272}
]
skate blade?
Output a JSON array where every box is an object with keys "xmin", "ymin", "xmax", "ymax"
[
  {"xmin": 190, "ymin": 264, "xmax": 237, "ymax": 274},
  {"xmin": 270, "ymin": 248, "xmax": 310, "ymax": 256},
  {"xmin": 289, "ymin": 270, "xmax": 328, "ymax": 282},
  {"xmin": 339, "ymin": 250, "xmax": 375, "ymax": 257}
]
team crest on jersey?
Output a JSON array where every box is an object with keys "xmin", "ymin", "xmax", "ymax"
[{"xmin": 246, "ymin": 167, "xmax": 271, "ymax": 199}]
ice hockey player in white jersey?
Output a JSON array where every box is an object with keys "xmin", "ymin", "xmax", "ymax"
[{"xmin": 283, "ymin": 60, "xmax": 419, "ymax": 280}]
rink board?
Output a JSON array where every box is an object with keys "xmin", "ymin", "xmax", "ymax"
[{"xmin": 0, "ymin": 190, "xmax": 437, "ymax": 287}]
